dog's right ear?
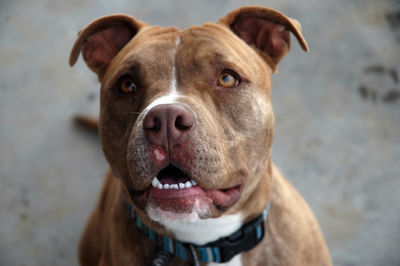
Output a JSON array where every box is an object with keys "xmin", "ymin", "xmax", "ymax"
[{"xmin": 69, "ymin": 15, "xmax": 146, "ymax": 75}]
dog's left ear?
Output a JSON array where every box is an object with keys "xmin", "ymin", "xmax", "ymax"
[{"xmin": 218, "ymin": 6, "xmax": 308, "ymax": 71}]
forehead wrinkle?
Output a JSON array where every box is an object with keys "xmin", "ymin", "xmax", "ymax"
[
  {"xmin": 200, "ymin": 50, "xmax": 251, "ymax": 77},
  {"xmin": 185, "ymin": 23, "xmax": 268, "ymax": 67},
  {"xmin": 114, "ymin": 37, "xmax": 178, "ymax": 81},
  {"xmin": 183, "ymin": 23, "xmax": 232, "ymax": 41},
  {"xmin": 102, "ymin": 52, "xmax": 171, "ymax": 91},
  {"xmin": 102, "ymin": 59, "xmax": 142, "ymax": 88},
  {"xmin": 139, "ymin": 25, "xmax": 180, "ymax": 39},
  {"xmin": 178, "ymin": 37, "xmax": 252, "ymax": 81}
]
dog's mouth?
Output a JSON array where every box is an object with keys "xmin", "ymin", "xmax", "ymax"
[
  {"xmin": 151, "ymin": 165, "xmax": 197, "ymax": 191},
  {"xmin": 131, "ymin": 165, "xmax": 242, "ymax": 212}
]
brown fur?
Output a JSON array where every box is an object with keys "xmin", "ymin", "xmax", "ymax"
[{"xmin": 70, "ymin": 6, "xmax": 332, "ymax": 266}]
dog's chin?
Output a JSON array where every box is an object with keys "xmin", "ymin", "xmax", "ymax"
[{"xmin": 145, "ymin": 197, "xmax": 211, "ymax": 224}]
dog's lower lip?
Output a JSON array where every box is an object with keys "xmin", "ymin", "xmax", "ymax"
[
  {"xmin": 147, "ymin": 183, "xmax": 242, "ymax": 204},
  {"xmin": 129, "ymin": 182, "xmax": 241, "ymax": 210}
]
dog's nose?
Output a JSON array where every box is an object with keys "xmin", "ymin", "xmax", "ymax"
[{"xmin": 143, "ymin": 104, "xmax": 194, "ymax": 149}]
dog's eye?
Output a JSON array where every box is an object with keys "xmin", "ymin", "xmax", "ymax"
[
  {"xmin": 119, "ymin": 77, "xmax": 137, "ymax": 94},
  {"xmin": 217, "ymin": 71, "xmax": 239, "ymax": 88}
]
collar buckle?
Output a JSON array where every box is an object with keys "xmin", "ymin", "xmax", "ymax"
[{"xmin": 211, "ymin": 213, "xmax": 265, "ymax": 263}]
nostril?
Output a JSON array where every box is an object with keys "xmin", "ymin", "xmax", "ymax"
[
  {"xmin": 175, "ymin": 116, "xmax": 192, "ymax": 131},
  {"xmin": 151, "ymin": 117, "xmax": 161, "ymax": 131},
  {"xmin": 144, "ymin": 115, "xmax": 161, "ymax": 131}
]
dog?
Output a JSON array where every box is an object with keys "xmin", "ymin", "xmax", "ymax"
[{"xmin": 70, "ymin": 6, "xmax": 332, "ymax": 266}]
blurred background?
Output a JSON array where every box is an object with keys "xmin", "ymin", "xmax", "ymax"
[{"xmin": 1, "ymin": 0, "xmax": 399, "ymax": 265}]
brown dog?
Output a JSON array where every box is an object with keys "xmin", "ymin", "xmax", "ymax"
[{"xmin": 70, "ymin": 6, "xmax": 331, "ymax": 266}]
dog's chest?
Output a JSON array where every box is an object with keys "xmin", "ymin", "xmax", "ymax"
[{"xmin": 161, "ymin": 212, "xmax": 243, "ymax": 245}]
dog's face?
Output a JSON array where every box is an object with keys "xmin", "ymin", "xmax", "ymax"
[{"xmin": 70, "ymin": 7, "xmax": 307, "ymax": 223}]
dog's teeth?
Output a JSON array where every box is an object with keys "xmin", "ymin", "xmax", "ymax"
[
  {"xmin": 152, "ymin": 177, "xmax": 160, "ymax": 188},
  {"xmin": 153, "ymin": 177, "xmax": 197, "ymax": 190}
]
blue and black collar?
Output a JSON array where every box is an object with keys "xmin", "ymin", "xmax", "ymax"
[{"xmin": 127, "ymin": 202, "xmax": 271, "ymax": 265}]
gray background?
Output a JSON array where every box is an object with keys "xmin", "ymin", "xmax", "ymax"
[{"xmin": 1, "ymin": 0, "xmax": 399, "ymax": 265}]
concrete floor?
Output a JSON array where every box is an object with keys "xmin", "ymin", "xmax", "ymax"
[{"xmin": 1, "ymin": 0, "xmax": 399, "ymax": 265}]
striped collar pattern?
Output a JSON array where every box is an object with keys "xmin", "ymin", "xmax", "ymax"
[{"xmin": 127, "ymin": 202, "xmax": 271, "ymax": 264}]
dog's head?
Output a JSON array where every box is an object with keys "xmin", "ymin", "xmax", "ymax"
[{"xmin": 70, "ymin": 7, "xmax": 307, "ymax": 224}]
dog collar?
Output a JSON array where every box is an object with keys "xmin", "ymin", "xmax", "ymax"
[{"xmin": 127, "ymin": 202, "xmax": 271, "ymax": 265}]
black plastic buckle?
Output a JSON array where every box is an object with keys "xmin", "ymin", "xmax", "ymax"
[
  {"xmin": 149, "ymin": 248, "xmax": 172, "ymax": 266},
  {"xmin": 211, "ymin": 214, "xmax": 265, "ymax": 263}
]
